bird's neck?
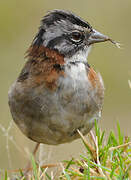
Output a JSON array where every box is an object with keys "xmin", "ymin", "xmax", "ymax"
[
  {"xmin": 64, "ymin": 46, "xmax": 92, "ymax": 65},
  {"xmin": 26, "ymin": 45, "xmax": 65, "ymax": 65}
]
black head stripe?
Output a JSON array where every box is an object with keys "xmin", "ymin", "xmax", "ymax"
[
  {"xmin": 32, "ymin": 28, "xmax": 45, "ymax": 46},
  {"xmin": 42, "ymin": 10, "xmax": 92, "ymax": 29}
]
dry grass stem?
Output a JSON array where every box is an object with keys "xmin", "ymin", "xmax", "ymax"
[
  {"xmin": 109, "ymin": 141, "xmax": 131, "ymax": 151},
  {"xmin": 77, "ymin": 129, "xmax": 96, "ymax": 160}
]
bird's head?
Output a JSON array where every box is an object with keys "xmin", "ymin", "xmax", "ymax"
[{"xmin": 29, "ymin": 10, "xmax": 116, "ymax": 63}]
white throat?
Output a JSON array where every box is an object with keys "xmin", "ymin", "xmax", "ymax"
[{"xmin": 65, "ymin": 46, "xmax": 92, "ymax": 64}]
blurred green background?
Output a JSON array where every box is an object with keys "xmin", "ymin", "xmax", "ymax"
[{"xmin": 0, "ymin": 0, "xmax": 131, "ymax": 170}]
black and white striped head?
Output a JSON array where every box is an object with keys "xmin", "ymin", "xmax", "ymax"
[{"xmin": 32, "ymin": 10, "xmax": 109, "ymax": 61}]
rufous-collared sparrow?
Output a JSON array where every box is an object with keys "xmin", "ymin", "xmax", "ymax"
[{"xmin": 8, "ymin": 10, "xmax": 115, "ymax": 145}]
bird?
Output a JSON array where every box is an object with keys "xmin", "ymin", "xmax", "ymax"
[{"xmin": 8, "ymin": 9, "xmax": 113, "ymax": 146}]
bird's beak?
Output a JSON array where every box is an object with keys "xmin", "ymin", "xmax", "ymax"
[{"xmin": 88, "ymin": 29, "xmax": 109, "ymax": 45}]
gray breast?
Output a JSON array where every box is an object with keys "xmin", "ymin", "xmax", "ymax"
[{"xmin": 8, "ymin": 62, "xmax": 104, "ymax": 145}]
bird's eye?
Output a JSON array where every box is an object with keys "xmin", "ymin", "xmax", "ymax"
[{"xmin": 71, "ymin": 31, "xmax": 84, "ymax": 43}]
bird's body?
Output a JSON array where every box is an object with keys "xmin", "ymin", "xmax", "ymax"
[{"xmin": 8, "ymin": 10, "xmax": 108, "ymax": 145}]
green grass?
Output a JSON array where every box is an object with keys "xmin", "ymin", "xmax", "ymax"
[{"xmin": 3, "ymin": 122, "xmax": 131, "ymax": 180}]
